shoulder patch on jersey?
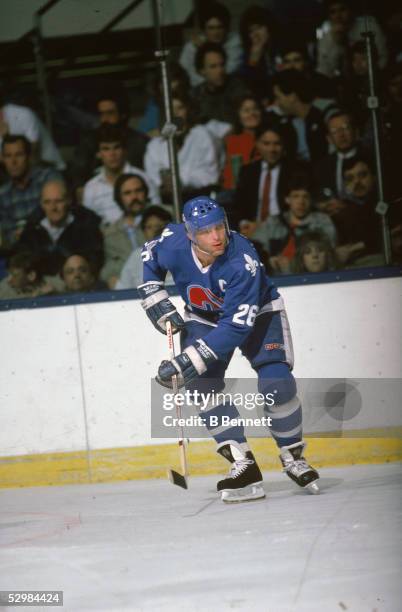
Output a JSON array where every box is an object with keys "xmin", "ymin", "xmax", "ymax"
[
  {"xmin": 141, "ymin": 239, "xmax": 158, "ymax": 262},
  {"xmin": 158, "ymin": 227, "xmax": 174, "ymax": 242},
  {"xmin": 244, "ymin": 253, "xmax": 259, "ymax": 277}
]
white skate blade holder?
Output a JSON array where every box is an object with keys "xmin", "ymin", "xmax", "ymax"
[
  {"xmin": 306, "ymin": 481, "xmax": 320, "ymax": 494},
  {"xmin": 221, "ymin": 482, "xmax": 265, "ymax": 504}
]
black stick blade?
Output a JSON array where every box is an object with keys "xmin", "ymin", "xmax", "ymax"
[{"xmin": 167, "ymin": 469, "xmax": 188, "ymax": 489}]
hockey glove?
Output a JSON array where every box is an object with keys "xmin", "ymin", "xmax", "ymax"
[
  {"xmin": 138, "ymin": 281, "xmax": 185, "ymax": 335},
  {"xmin": 156, "ymin": 340, "xmax": 218, "ymax": 388}
]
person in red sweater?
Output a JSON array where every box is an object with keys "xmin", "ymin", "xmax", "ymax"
[{"xmin": 222, "ymin": 94, "xmax": 262, "ymax": 190}]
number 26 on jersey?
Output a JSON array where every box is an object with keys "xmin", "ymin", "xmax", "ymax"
[{"xmin": 232, "ymin": 304, "xmax": 258, "ymax": 326}]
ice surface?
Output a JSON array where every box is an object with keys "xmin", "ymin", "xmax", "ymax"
[{"xmin": 0, "ymin": 463, "xmax": 401, "ymax": 611}]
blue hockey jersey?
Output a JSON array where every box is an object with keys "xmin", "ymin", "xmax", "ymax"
[{"xmin": 141, "ymin": 223, "xmax": 281, "ymax": 358}]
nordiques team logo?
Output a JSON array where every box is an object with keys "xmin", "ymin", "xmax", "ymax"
[{"xmin": 187, "ymin": 285, "xmax": 224, "ymax": 311}]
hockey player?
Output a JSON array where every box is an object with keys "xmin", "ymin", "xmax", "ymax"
[{"xmin": 138, "ymin": 197, "xmax": 319, "ymax": 502}]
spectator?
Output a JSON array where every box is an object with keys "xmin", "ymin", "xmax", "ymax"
[
  {"xmin": 383, "ymin": 3, "xmax": 402, "ymax": 64},
  {"xmin": 61, "ymin": 253, "xmax": 107, "ymax": 293},
  {"xmin": 100, "ymin": 172, "xmax": 150, "ymax": 289},
  {"xmin": 0, "ymin": 87, "xmax": 65, "ymax": 170},
  {"xmin": 239, "ymin": 5, "xmax": 278, "ymax": 101},
  {"xmin": 193, "ymin": 42, "xmax": 249, "ymax": 125},
  {"xmin": 0, "ymin": 135, "xmax": 60, "ymax": 251},
  {"xmin": 221, "ymin": 94, "xmax": 262, "ymax": 191},
  {"xmin": 71, "ymin": 90, "xmax": 148, "ymax": 189},
  {"xmin": 179, "ymin": 1, "xmax": 242, "ymax": 87},
  {"xmin": 343, "ymin": 155, "xmax": 377, "ymax": 205},
  {"xmin": 336, "ymin": 41, "xmax": 379, "ymax": 130},
  {"xmin": 231, "ymin": 123, "xmax": 297, "ymax": 234},
  {"xmin": 271, "ymin": 70, "xmax": 329, "ymax": 163},
  {"xmin": 314, "ymin": 111, "xmax": 361, "ymax": 205},
  {"xmin": 330, "ymin": 156, "xmax": 383, "ymax": 264},
  {"xmin": 137, "ymin": 62, "xmax": 190, "ymax": 136},
  {"xmin": 116, "ymin": 206, "xmax": 173, "ymax": 290},
  {"xmin": 144, "ymin": 92, "xmax": 220, "ymax": 203},
  {"xmin": 316, "ymin": 0, "xmax": 387, "ymax": 78},
  {"xmin": 18, "ymin": 178, "xmax": 104, "ymax": 276},
  {"xmin": 83, "ymin": 124, "xmax": 156, "ymax": 225},
  {"xmin": 252, "ymin": 173, "xmax": 337, "ymax": 274},
  {"xmin": 277, "ymin": 41, "xmax": 336, "ymax": 103},
  {"xmin": 292, "ymin": 231, "xmax": 338, "ymax": 273},
  {"xmin": 369, "ymin": 63, "xmax": 402, "ymax": 197},
  {"xmin": 0, "ymin": 251, "xmax": 58, "ymax": 300}
]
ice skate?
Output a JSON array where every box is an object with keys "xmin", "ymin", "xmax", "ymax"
[
  {"xmin": 279, "ymin": 441, "xmax": 320, "ymax": 494},
  {"xmin": 217, "ymin": 443, "xmax": 265, "ymax": 503}
]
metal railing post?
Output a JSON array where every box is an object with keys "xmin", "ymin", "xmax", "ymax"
[
  {"xmin": 152, "ymin": 0, "xmax": 182, "ymax": 221},
  {"xmin": 362, "ymin": 17, "xmax": 392, "ymax": 264},
  {"xmin": 32, "ymin": 11, "xmax": 53, "ymax": 134}
]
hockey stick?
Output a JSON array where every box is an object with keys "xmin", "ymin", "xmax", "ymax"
[{"xmin": 166, "ymin": 319, "xmax": 188, "ymax": 489}]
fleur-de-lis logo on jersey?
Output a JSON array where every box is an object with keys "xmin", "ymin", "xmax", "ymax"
[
  {"xmin": 158, "ymin": 227, "xmax": 173, "ymax": 242},
  {"xmin": 244, "ymin": 253, "xmax": 259, "ymax": 277}
]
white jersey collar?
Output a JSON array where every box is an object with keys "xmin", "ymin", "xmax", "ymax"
[{"xmin": 191, "ymin": 244, "xmax": 212, "ymax": 274}]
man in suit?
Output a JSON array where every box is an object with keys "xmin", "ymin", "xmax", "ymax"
[
  {"xmin": 314, "ymin": 111, "xmax": 361, "ymax": 210},
  {"xmin": 270, "ymin": 69, "xmax": 329, "ymax": 164},
  {"xmin": 231, "ymin": 123, "xmax": 296, "ymax": 235}
]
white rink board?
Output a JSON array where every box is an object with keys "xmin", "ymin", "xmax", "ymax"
[
  {"xmin": 0, "ymin": 307, "xmax": 87, "ymax": 456},
  {"xmin": 1, "ymin": 277, "xmax": 401, "ymax": 457}
]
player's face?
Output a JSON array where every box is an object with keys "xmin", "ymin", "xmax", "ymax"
[
  {"xmin": 41, "ymin": 182, "xmax": 70, "ymax": 226},
  {"xmin": 286, "ymin": 189, "xmax": 311, "ymax": 218},
  {"xmin": 201, "ymin": 52, "xmax": 226, "ymax": 88},
  {"xmin": 63, "ymin": 256, "xmax": 94, "ymax": 292},
  {"xmin": 344, "ymin": 162, "xmax": 374, "ymax": 199},
  {"xmin": 97, "ymin": 100, "xmax": 120, "ymax": 125},
  {"xmin": 98, "ymin": 141, "xmax": 126, "ymax": 171},
  {"xmin": 256, "ymin": 130, "xmax": 284, "ymax": 165},
  {"xmin": 282, "ymin": 52, "xmax": 305, "ymax": 72},
  {"xmin": 204, "ymin": 17, "xmax": 226, "ymax": 43},
  {"xmin": 238, "ymin": 99, "xmax": 261, "ymax": 130},
  {"xmin": 302, "ymin": 243, "xmax": 327, "ymax": 273},
  {"xmin": 327, "ymin": 115, "xmax": 355, "ymax": 151},
  {"xmin": 120, "ymin": 177, "xmax": 147, "ymax": 215},
  {"xmin": 194, "ymin": 222, "xmax": 227, "ymax": 257},
  {"xmin": 2, "ymin": 141, "xmax": 30, "ymax": 179}
]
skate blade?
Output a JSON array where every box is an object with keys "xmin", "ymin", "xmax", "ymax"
[
  {"xmin": 306, "ymin": 480, "xmax": 320, "ymax": 494},
  {"xmin": 221, "ymin": 482, "xmax": 265, "ymax": 504},
  {"xmin": 167, "ymin": 469, "xmax": 188, "ymax": 490}
]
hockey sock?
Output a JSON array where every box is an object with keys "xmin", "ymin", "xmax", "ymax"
[
  {"xmin": 201, "ymin": 401, "xmax": 248, "ymax": 446},
  {"xmin": 258, "ymin": 362, "xmax": 302, "ymax": 448}
]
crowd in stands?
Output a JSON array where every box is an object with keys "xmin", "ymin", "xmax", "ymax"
[{"xmin": 0, "ymin": 0, "xmax": 401, "ymax": 300}]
